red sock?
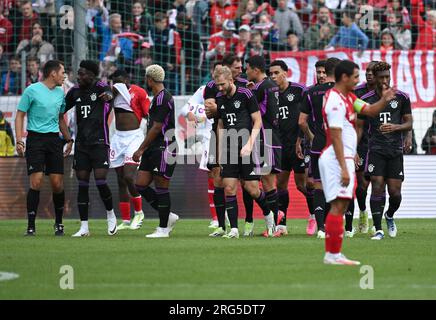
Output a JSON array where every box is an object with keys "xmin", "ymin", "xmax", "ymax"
[
  {"xmin": 119, "ymin": 202, "xmax": 131, "ymax": 222},
  {"xmin": 208, "ymin": 178, "xmax": 217, "ymax": 220},
  {"xmin": 325, "ymin": 213, "xmax": 344, "ymax": 254},
  {"xmin": 131, "ymin": 196, "xmax": 143, "ymax": 212}
]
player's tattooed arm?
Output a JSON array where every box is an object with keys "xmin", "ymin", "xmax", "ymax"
[
  {"xmin": 132, "ymin": 122, "xmax": 163, "ymax": 162},
  {"xmin": 298, "ymin": 112, "xmax": 314, "ymax": 143}
]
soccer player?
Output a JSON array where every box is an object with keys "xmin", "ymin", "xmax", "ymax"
[
  {"xmin": 108, "ymin": 69, "xmax": 150, "ymax": 230},
  {"xmin": 245, "ymin": 55, "xmax": 281, "ymax": 237},
  {"xmin": 133, "ymin": 64, "xmax": 179, "ymax": 238},
  {"xmin": 354, "ymin": 61, "xmax": 378, "ymax": 234},
  {"xmin": 65, "ymin": 60, "xmax": 117, "ymax": 237},
  {"xmin": 359, "ymin": 61, "xmax": 413, "ymax": 240},
  {"xmin": 269, "ymin": 60, "xmax": 307, "ymax": 236},
  {"xmin": 213, "ymin": 65, "xmax": 274, "ymax": 238},
  {"xmin": 297, "ymin": 59, "xmax": 327, "ymax": 235},
  {"xmin": 15, "ymin": 60, "xmax": 72, "ymax": 236},
  {"xmin": 320, "ymin": 59, "xmax": 395, "ymax": 265},
  {"xmin": 298, "ymin": 57, "xmax": 340, "ymax": 238},
  {"xmin": 204, "ymin": 55, "xmax": 250, "ymax": 236}
]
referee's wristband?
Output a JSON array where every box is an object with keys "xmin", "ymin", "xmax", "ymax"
[{"xmin": 65, "ymin": 138, "xmax": 74, "ymax": 144}]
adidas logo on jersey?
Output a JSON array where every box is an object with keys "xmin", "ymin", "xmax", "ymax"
[
  {"xmin": 153, "ymin": 168, "xmax": 159, "ymax": 172},
  {"xmin": 249, "ymin": 171, "xmax": 257, "ymax": 175},
  {"xmin": 399, "ymin": 171, "xmax": 403, "ymax": 176},
  {"xmin": 103, "ymin": 161, "xmax": 108, "ymax": 165}
]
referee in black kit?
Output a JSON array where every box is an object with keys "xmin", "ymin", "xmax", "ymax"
[{"xmin": 15, "ymin": 60, "xmax": 73, "ymax": 236}]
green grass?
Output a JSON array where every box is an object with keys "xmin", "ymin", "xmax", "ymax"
[{"xmin": 1, "ymin": 219, "xmax": 436, "ymax": 299}]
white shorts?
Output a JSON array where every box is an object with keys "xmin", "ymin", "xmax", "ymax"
[
  {"xmin": 319, "ymin": 149, "xmax": 356, "ymax": 203},
  {"xmin": 110, "ymin": 128, "xmax": 144, "ymax": 168}
]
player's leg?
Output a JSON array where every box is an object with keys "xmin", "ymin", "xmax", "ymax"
[
  {"xmin": 311, "ymin": 153, "xmax": 327, "ymax": 236},
  {"xmin": 305, "ymin": 173, "xmax": 317, "ymax": 235},
  {"xmin": 294, "ymin": 157, "xmax": 310, "ymax": 234},
  {"xmin": 344, "ymin": 199, "xmax": 355, "ymax": 237},
  {"xmin": 123, "ymin": 164, "xmax": 144, "ymax": 230},
  {"xmin": 356, "ymin": 149, "xmax": 370, "ymax": 233},
  {"xmin": 276, "ymin": 170, "xmax": 290, "ymax": 233},
  {"xmin": 384, "ymin": 153, "xmax": 404, "ymax": 237},
  {"xmin": 368, "ymin": 151, "xmax": 387, "ymax": 240},
  {"xmin": 210, "ymin": 166, "xmax": 227, "ymax": 236},
  {"xmin": 135, "ymin": 150, "xmax": 159, "ymax": 212},
  {"xmin": 207, "ymin": 171, "xmax": 218, "ymax": 228},
  {"xmin": 115, "ymin": 166, "xmax": 132, "ymax": 229},
  {"xmin": 94, "ymin": 167, "xmax": 117, "ymax": 235},
  {"xmin": 73, "ymin": 169, "xmax": 92, "ymax": 237},
  {"xmin": 222, "ymin": 177, "xmax": 240, "ymax": 238},
  {"xmin": 46, "ymin": 135, "xmax": 65, "ymax": 236}
]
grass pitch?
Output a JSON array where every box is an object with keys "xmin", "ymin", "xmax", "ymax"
[{"xmin": 0, "ymin": 219, "xmax": 435, "ymax": 299}]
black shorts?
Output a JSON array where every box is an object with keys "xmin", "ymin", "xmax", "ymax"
[
  {"xmin": 304, "ymin": 143, "xmax": 311, "ymax": 171},
  {"xmin": 282, "ymin": 146, "xmax": 305, "ymax": 173},
  {"xmin": 74, "ymin": 143, "xmax": 110, "ymax": 172},
  {"xmin": 25, "ymin": 131, "xmax": 64, "ymax": 176},
  {"xmin": 366, "ymin": 149, "xmax": 404, "ymax": 181},
  {"xmin": 257, "ymin": 136, "xmax": 282, "ymax": 175},
  {"xmin": 309, "ymin": 152, "xmax": 322, "ymax": 181},
  {"xmin": 138, "ymin": 145, "xmax": 177, "ymax": 179},
  {"xmin": 220, "ymin": 146, "xmax": 260, "ymax": 181},
  {"xmin": 356, "ymin": 146, "xmax": 369, "ymax": 173}
]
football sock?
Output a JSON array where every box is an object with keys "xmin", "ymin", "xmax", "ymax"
[
  {"xmin": 325, "ymin": 214, "xmax": 344, "ymax": 254},
  {"xmin": 370, "ymin": 193, "xmax": 386, "ymax": 231},
  {"xmin": 385, "ymin": 194, "xmax": 402, "ymax": 219},
  {"xmin": 225, "ymin": 195, "xmax": 238, "ymax": 229},
  {"xmin": 345, "ymin": 200, "xmax": 355, "ymax": 232},
  {"xmin": 208, "ymin": 178, "xmax": 217, "ymax": 220},
  {"xmin": 214, "ymin": 187, "xmax": 226, "ymax": 230},
  {"xmin": 243, "ymin": 188, "xmax": 254, "ymax": 223},
  {"xmin": 53, "ymin": 191, "xmax": 64, "ymax": 224},
  {"xmin": 96, "ymin": 180, "xmax": 113, "ymax": 211},
  {"xmin": 27, "ymin": 188, "xmax": 40, "ymax": 230},
  {"xmin": 119, "ymin": 202, "xmax": 131, "ymax": 223},
  {"xmin": 266, "ymin": 189, "xmax": 279, "ymax": 223},
  {"xmin": 277, "ymin": 189, "xmax": 289, "ymax": 226},
  {"xmin": 156, "ymin": 188, "xmax": 171, "ymax": 228},
  {"xmin": 78, "ymin": 180, "xmax": 89, "ymax": 221},
  {"xmin": 131, "ymin": 196, "xmax": 143, "ymax": 213},
  {"xmin": 313, "ymin": 189, "xmax": 326, "ymax": 231}
]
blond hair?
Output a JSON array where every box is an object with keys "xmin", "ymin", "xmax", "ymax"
[
  {"xmin": 146, "ymin": 64, "xmax": 165, "ymax": 82},
  {"xmin": 213, "ymin": 65, "xmax": 232, "ymax": 81}
]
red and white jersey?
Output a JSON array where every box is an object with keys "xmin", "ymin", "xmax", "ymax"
[
  {"xmin": 113, "ymin": 83, "xmax": 150, "ymax": 122},
  {"xmin": 322, "ymin": 88, "xmax": 367, "ymax": 158}
]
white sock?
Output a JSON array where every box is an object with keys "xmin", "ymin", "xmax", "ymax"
[
  {"xmin": 107, "ymin": 209, "xmax": 115, "ymax": 218},
  {"xmin": 80, "ymin": 221, "xmax": 89, "ymax": 230}
]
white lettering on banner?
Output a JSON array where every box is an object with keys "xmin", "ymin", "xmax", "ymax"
[
  {"xmin": 414, "ymin": 51, "xmax": 435, "ymax": 103},
  {"xmin": 306, "ymin": 56, "xmax": 318, "ymax": 85},
  {"xmin": 282, "ymin": 58, "xmax": 300, "ymax": 83},
  {"xmin": 397, "ymin": 51, "xmax": 417, "ymax": 102},
  {"xmin": 352, "ymin": 50, "xmax": 371, "ymax": 82}
]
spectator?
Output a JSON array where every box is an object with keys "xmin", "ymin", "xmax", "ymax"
[
  {"xmin": 0, "ymin": 2, "xmax": 13, "ymax": 52},
  {"xmin": 176, "ymin": 12, "xmax": 203, "ymax": 93},
  {"xmin": 380, "ymin": 28, "xmax": 395, "ymax": 52},
  {"xmin": 148, "ymin": 11, "xmax": 178, "ymax": 93},
  {"xmin": 86, "ymin": 0, "xmax": 109, "ymax": 61},
  {"xmin": 0, "ymin": 55, "xmax": 21, "ymax": 95},
  {"xmin": 252, "ymin": 13, "xmax": 279, "ymax": 49},
  {"xmin": 386, "ymin": 0, "xmax": 411, "ymax": 30},
  {"xmin": 172, "ymin": 0, "xmax": 187, "ymax": 15},
  {"xmin": 0, "ymin": 44, "xmax": 9, "ymax": 73},
  {"xmin": 327, "ymin": 7, "xmax": 369, "ymax": 50},
  {"xmin": 190, "ymin": 0, "xmax": 209, "ymax": 37},
  {"xmin": 323, "ymin": 0, "xmax": 348, "ymax": 10},
  {"xmin": 26, "ymin": 56, "xmax": 40, "ymax": 86},
  {"xmin": 126, "ymin": 1, "xmax": 152, "ymax": 37},
  {"xmin": 274, "ymin": 0, "xmax": 303, "ymax": 44},
  {"xmin": 55, "ymin": 7, "xmax": 74, "ymax": 68},
  {"xmin": 410, "ymin": 0, "xmax": 436, "ymax": 49},
  {"xmin": 209, "ymin": 0, "xmax": 237, "ymax": 35},
  {"xmin": 243, "ymin": 29, "xmax": 270, "ymax": 68},
  {"xmin": 421, "ymin": 110, "xmax": 436, "ymax": 155},
  {"xmin": 16, "ymin": 22, "xmax": 55, "ymax": 64},
  {"xmin": 284, "ymin": 30, "xmax": 300, "ymax": 52},
  {"xmin": 206, "ymin": 19, "xmax": 239, "ymax": 63},
  {"xmin": 0, "ymin": 110, "xmax": 15, "ymax": 156},
  {"xmin": 16, "ymin": 0, "xmax": 39, "ymax": 42},
  {"xmin": 365, "ymin": 19, "xmax": 382, "ymax": 49},
  {"xmin": 133, "ymin": 46, "xmax": 153, "ymax": 86},
  {"xmin": 234, "ymin": 24, "xmax": 251, "ymax": 58},
  {"xmin": 95, "ymin": 12, "xmax": 134, "ymax": 66},
  {"xmin": 62, "ymin": 66, "xmax": 75, "ymax": 93},
  {"xmin": 386, "ymin": 12, "xmax": 412, "ymax": 49},
  {"xmin": 304, "ymin": 6, "xmax": 336, "ymax": 50},
  {"xmin": 236, "ymin": 0, "xmax": 258, "ymax": 26}
]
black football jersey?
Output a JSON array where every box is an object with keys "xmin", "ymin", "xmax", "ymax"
[{"xmin": 148, "ymin": 89, "xmax": 176, "ymax": 148}]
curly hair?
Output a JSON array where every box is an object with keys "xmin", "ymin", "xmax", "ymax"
[{"xmin": 372, "ymin": 61, "xmax": 391, "ymax": 76}]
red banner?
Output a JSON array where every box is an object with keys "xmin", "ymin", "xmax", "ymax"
[{"xmin": 270, "ymin": 49, "xmax": 436, "ymax": 109}]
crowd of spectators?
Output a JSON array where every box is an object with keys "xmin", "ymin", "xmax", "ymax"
[{"xmin": 0, "ymin": 0, "xmax": 434, "ymax": 95}]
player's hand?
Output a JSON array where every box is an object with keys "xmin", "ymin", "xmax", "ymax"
[
  {"xmin": 187, "ymin": 112, "xmax": 197, "ymax": 128},
  {"xmin": 403, "ymin": 136, "xmax": 413, "ymax": 154},
  {"xmin": 133, "ymin": 148, "xmax": 144, "ymax": 163},
  {"xmin": 354, "ymin": 154, "xmax": 361, "ymax": 170},
  {"xmin": 296, "ymin": 143, "xmax": 304, "ymax": 160},
  {"xmin": 99, "ymin": 92, "xmax": 113, "ymax": 102},
  {"xmin": 205, "ymin": 100, "xmax": 217, "ymax": 119},
  {"xmin": 341, "ymin": 168, "xmax": 350, "ymax": 187},
  {"xmin": 381, "ymin": 86, "xmax": 396, "ymax": 102},
  {"xmin": 379, "ymin": 123, "xmax": 399, "ymax": 134},
  {"xmin": 64, "ymin": 141, "xmax": 73, "ymax": 157},
  {"xmin": 16, "ymin": 141, "xmax": 25, "ymax": 157},
  {"xmin": 240, "ymin": 143, "xmax": 252, "ymax": 157},
  {"xmin": 246, "ymin": 81, "xmax": 255, "ymax": 89}
]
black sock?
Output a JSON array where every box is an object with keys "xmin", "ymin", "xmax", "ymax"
[
  {"xmin": 266, "ymin": 189, "xmax": 278, "ymax": 223},
  {"xmin": 385, "ymin": 194, "xmax": 402, "ymax": 219},
  {"xmin": 356, "ymin": 185, "xmax": 367, "ymax": 211},
  {"xmin": 96, "ymin": 180, "xmax": 113, "ymax": 211},
  {"xmin": 53, "ymin": 191, "xmax": 65, "ymax": 224},
  {"xmin": 277, "ymin": 189, "xmax": 289, "ymax": 226},
  {"xmin": 78, "ymin": 181, "xmax": 89, "ymax": 221},
  {"xmin": 27, "ymin": 188, "xmax": 40, "ymax": 229},
  {"xmin": 345, "ymin": 200, "xmax": 355, "ymax": 232},
  {"xmin": 243, "ymin": 188, "xmax": 254, "ymax": 223},
  {"xmin": 213, "ymin": 187, "xmax": 226, "ymax": 230},
  {"xmin": 225, "ymin": 195, "xmax": 238, "ymax": 229},
  {"xmin": 135, "ymin": 185, "xmax": 159, "ymax": 211},
  {"xmin": 305, "ymin": 187, "xmax": 315, "ymax": 216},
  {"xmin": 156, "ymin": 188, "xmax": 171, "ymax": 228},
  {"xmin": 254, "ymin": 190, "xmax": 270, "ymax": 216},
  {"xmin": 313, "ymin": 189, "xmax": 326, "ymax": 232},
  {"xmin": 370, "ymin": 194, "xmax": 386, "ymax": 231}
]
